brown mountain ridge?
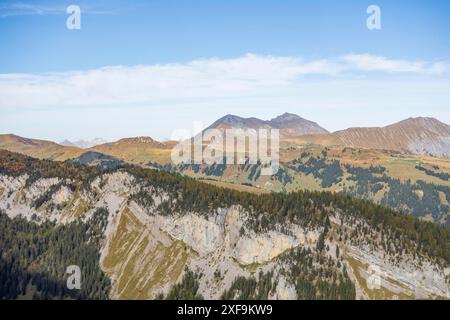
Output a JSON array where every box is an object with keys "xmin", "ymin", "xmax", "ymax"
[{"xmin": 1, "ymin": 115, "xmax": 449, "ymax": 161}]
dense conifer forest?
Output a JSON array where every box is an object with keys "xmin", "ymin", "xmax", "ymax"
[{"xmin": 0, "ymin": 209, "xmax": 110, "ymax": 299}]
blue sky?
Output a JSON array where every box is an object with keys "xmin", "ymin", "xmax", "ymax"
[
  {"xmin": 1, "ymin": 0, "xmax": 450, "ymax": 72},
  {"xmin": 0, "ymin": 0, "xmax": 449, "ymax": 141}
]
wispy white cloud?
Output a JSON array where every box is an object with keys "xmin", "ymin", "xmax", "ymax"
[
  {"xmin": 0, "ymin": 2, "xmax": 62, "ymax": 17},
  {"xmin": 0, "ymin": 53, "xmax": 448, "ymax": 110},
  {"xmin": 341, "ymin": 54, "xmax": 448, "ymax": 75},
  {"xmin": 0, "ymin": 2, "xmax": 111, "ymax": 18}
]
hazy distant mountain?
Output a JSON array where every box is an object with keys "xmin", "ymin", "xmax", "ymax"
[
  {"xmin": 206, "ymin": 113, "xmax": 329, "ymax": 138},
  {"xmin": 332, "ymin": 117, "xmax": 450, "ymax": 157},
  {"xmin": 60, "ymin": 138, "xmax": 108, "ymax": 149}
]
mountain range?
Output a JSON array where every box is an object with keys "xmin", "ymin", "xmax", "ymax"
[{"xmin": 207, "ymin": 114, "xmax": 450, "ymax": 157}]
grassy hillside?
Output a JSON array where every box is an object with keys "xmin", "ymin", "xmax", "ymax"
[{"xmin": 0, "ymin": 134, "xmax": 83, "ymax": 161}]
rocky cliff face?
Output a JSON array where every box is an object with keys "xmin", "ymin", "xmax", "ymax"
[{"xmin": 0, "ymin": 170, "xmax": 448, "ymax": 300}]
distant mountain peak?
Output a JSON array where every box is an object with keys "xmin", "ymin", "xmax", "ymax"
[
  {"xmin": 270, "ymin": 112, "xmax": 304, "ymax": 122},
  {"xmin": 60, "ymin": 138, "xmax": 107, "ymax": 149},
  {"xmin": 396, "ymin": 116, "xmax": 447, "ymax": 127},
  {"xmin": 207, "ymin": 112, "xmax": 328, "ymax": 137},
  {"xmin": 222, "ymin": 114, "xmax": 240, "ymax": 120},
  {"xmin": 117, "ymin": 136, "xmax": 159, "ymax": 144},
  {"xmin": 218, "ymin": 114, "xmax": 247, "ymax": 125},
  {"xmin": 60, "ymin": 139, "xmax": 74, "ymax": 146}
]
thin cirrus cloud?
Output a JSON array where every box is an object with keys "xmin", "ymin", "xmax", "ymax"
[
  {"xmin": 0, "ymin": 2, "xmax": 111, "ymax": 18},
  {"xmin": 341, "ymin": 54, "xmax": 448, "ymax": 74},
  {"xmin": 0, "ymin": 53, "xmax": 448, "ymax": 110}
]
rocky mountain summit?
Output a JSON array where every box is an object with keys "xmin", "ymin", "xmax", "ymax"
[{"xmin": 206, "ymin": 113, "xmax": 329, "ymax": 138}]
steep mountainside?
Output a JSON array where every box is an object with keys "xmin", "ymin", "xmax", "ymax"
[
  {"xmin": 0, "ymin": 150, "xmax": 449, "ymax": 300},
  {"xmin": 206, "ymin": 113, "xmax": 329, "ymax": 138},
  {"xmin": 333, "ymin": 117, "xmax": 450, "ymax": 157}
]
